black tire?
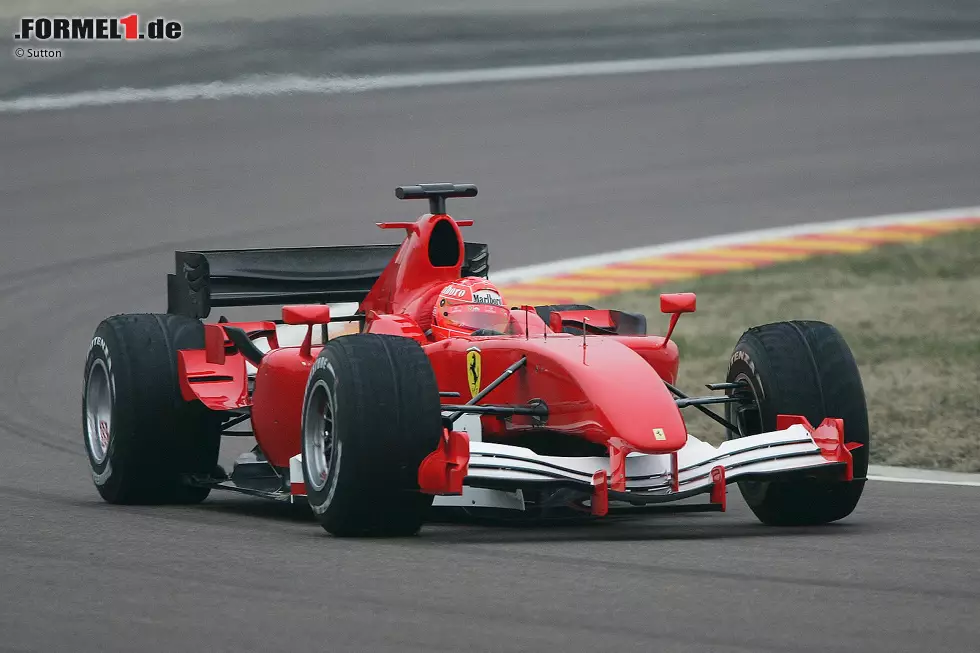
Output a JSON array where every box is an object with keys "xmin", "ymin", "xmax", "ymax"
[
  {"xmin": 725, "ymin": 320, "xmax": 870, "ymax": 526},
  {"xmin": 82, "ymin": 314, "xmax": 222, "ymax": 504},
  {"xmin": 301, "ymin": 334, "xmax": 443, "ymax": 537},
  {"xmin": 534, "ymin": 304, "xmax": 596, "ymax": 334}
]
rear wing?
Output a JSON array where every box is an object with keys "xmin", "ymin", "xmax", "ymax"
[{"xmin": 167, "ymin": 242, "xmax": 490, "ymax": 319}]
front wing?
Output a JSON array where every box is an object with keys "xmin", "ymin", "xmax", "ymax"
[{"xmin": 288, "ymin": 417, "xmax": 858, "ymax": 515}]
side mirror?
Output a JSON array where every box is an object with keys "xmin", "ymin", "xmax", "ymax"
[
  {"xmin": 282, "ymin": 304, "xmax": 332, "ymax": 326},
  {"xmin": 660, "ymin": 292, "xmax": 696, "ymax": 314},
  {"xmin": 658, "ymin": 292, "xmax": 696, "ymax": 347},
  {"xmin": 282, "ymin": 305, "xmax": 332, "ymax": 358}
]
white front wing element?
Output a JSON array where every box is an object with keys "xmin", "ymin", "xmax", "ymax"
[
  {"xmin": 288, "ymin": 424, "xmax": 844, "ymax": 509},
  {"xmin": 464, "ymin": 424, "xmax": 836, "ymax": 499},
  {"xmin": 286, "ymin": 454, "xmax": 524, "ymax": 509}
]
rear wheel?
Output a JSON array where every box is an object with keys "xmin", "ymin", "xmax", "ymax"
[
  {"xmin": 301, "ymin": 334, "xmax": 443, "ymax": 537},
  {"xmin": 82, "ymin": 314, "xmax": 222, "ymax": 504},
  {"xmin": 726, "ymin": 320, "xmax": 869, "ymax": 526}
]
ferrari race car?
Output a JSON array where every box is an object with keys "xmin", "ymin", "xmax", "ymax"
[{"xmin": 83, "ymin": 183, "xmax": 869, "ymax": 536}]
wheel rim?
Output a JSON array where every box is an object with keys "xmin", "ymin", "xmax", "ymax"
[
  {"xmin": 303, "ymin": 380, "xmax": 334, "ymax": 492},
  {"xmin": 730, "ymin": 371, "xmax": 767, "ymax": 496},
  {"xmin": 85, "ymin": 360, "xmax": 112, "ymax": 464},
  {"xmin": 729, "ymin": 372, "xmax": 762, "ymax": 439}
]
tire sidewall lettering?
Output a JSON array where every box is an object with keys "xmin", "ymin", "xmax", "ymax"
[
  {"xmin": 303, "ymin": 352, "xmax": 342, "ymax": 515},
  {"xmin": 85, "ymin": 333, "xmax": 117, "ymax": 486},
  {"xmin": 91, "ymin": 336, "xmax": 111, "ymax": 373},
  {"xmin": 312, "ymin": 355, "xmax": 333, "ymax": 375},
  {"xmin": 730, "ymin": 348, "xmax": 766, "ymax": 400}
]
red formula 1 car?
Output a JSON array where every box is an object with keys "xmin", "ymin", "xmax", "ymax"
[{"xmin": 83, "ymin": 183, "xmax": 869, "ymax": 536}]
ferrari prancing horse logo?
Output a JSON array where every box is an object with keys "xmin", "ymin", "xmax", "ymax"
[
  {"xmin": 466, "ymin": 348, "xmax": 482, "ymax": 398},
  {"xmin": 653, "ymin": 428, "xmax": 666, "ymax": 441}
]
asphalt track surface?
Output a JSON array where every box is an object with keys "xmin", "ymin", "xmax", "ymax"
[
  {"xmin": 3, "ymin": 54, "xmax": 980, "ymax": 653},
  {"xmin": 4, "ymin": 0, "xmax": 980, "ymax": 96}
]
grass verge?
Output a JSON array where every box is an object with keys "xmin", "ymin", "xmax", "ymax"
[{"xmin": 597, "ymin": 228, "xmax": 980, "ymax": 472}]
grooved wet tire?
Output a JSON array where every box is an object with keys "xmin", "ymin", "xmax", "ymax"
[
  {"xmin": 301, "ymin": 334, "xmax": 442, "ymax": 537},
  {"xmin": 725, "ymin": 320, "xmax": 870, "ymax": 526},
  {"xmin": 534, "ymin": 304, "xmax": 596, "ymax": 334},
  {"xmin": 83, "ymin": 314, "xmax": 222, "ymax": 504}
]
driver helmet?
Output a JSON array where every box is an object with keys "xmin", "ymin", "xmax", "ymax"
[{"xmin": 431, "ymin": 277, "xmax": 510, "ymax": 339}]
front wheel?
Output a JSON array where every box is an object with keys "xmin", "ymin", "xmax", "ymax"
[
  {"xmin": 301, "ymin": 334, "xmax": 443, "ymax": 537},
  {"xmin": 726, "ymin": 320, "xmax": 870, "ymax": 526}
]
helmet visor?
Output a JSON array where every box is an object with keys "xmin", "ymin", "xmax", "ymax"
[{"xmin": 444, "ymin": 304, "xmax": 510, "ymax": 333}]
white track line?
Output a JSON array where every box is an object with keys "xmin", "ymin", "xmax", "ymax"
[
  {"xmin": 869, "ymin": 476, "xmax": 980, "ymax": 487},
  {"xmin": 3, "ymin": 39, "xmax": 980, "ymax": 112},
  {"xmin": 868, "ymin": 465, "xmax": 980, "ymax": 487}
]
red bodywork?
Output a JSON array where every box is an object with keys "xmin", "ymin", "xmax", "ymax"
[{"xmin": 178, "ymin": 211, "xmax": 689, "ymax": 479}]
